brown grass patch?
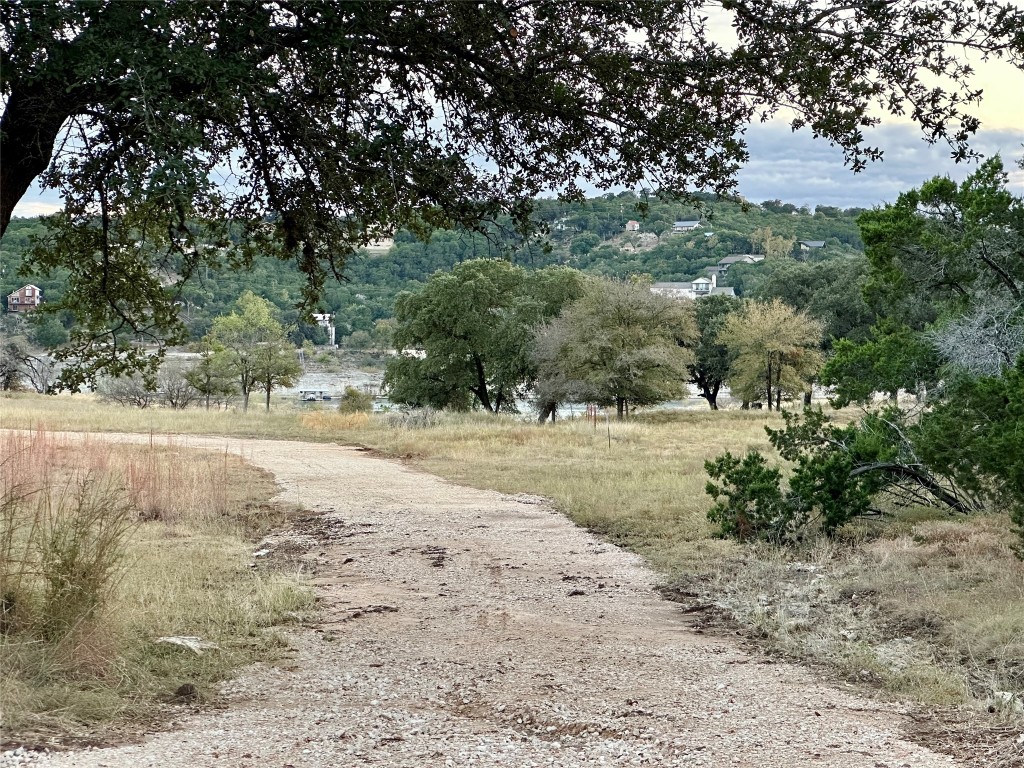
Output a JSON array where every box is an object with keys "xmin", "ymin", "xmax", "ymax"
[{"xmin": 0, "ymin": 428, "xmax": 312, "ymax": 744}]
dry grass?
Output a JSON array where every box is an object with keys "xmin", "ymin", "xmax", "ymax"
[
  {"xmin": 0, "ymin": 427, "xmax": 312, "ymax": 740},
  {"xmin": 354, "ymin": 408, "xmax": 1024, "ymax": 716},
  {"xmin": 3, "ymin": 392, "xmax": 1022, "ymax": 721}
]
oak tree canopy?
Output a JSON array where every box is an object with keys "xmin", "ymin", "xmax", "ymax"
[{"xmin": 1, "ymin": 0, "xmax": 1020, "ymax": 381}]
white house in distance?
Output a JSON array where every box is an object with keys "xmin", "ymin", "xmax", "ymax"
[
  {"xmin": 625, "ymin": 220, "xmax": 640, "ymax": 232},
  {"xmin": 671, "ymin": 220, "xmax": 701, "ymax": 234},
  {"xmin": 6, "ymin": 284, "xmax": 42, "ymax": 314},
  {"xmin": 651, "ymin": 272, "xmax": 736, "ymax": 301},
  {"xmin": 312, "ymin": 312, "xmax": 336, "ymax": 346},
  {"xmin": 706, "ymin": 254, "xmax": 765, "ymax": 281},
  {"xmin": 798, "ymin": 240, "xmax": 826, "ymax": 251}
]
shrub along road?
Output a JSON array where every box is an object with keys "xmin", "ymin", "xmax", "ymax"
[{"xmin": 28, "ymin": 434, "xmax": 961, "ymax": 767}]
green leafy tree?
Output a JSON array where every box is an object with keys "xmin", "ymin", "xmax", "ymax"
[
  {"xmin": 706, "ymin": 409, "xmax": 977, "ymax": 543},
  {"xmin": 819, "ymin": 322, "xmax": 940, "ymax": 406},
  {"xmin": 915, "ymin": 360, "xmax": 1024, "ymax": 547},
  {"xmin": 27, "ymin": 315, "xmax": 67, "ymax": 349},
  {"xmin": 687, "ymin": 294, "xmax": 740, "ymax": 410},
  {"xmin": 534, "ymin": 278, "xmax": 697, "ymax": 419},
  {"xmin": 184, "ymin": 341, "xmax": 238, "ymax": 410},
  {"xmin": 826, "ymin": 158, "xmax": 1023, "ymax": 404},
  {"xmin": 207, "ymin": 291, "xmax": 298, "ymax": 411},
  {"xmin": 338, "ymin": 386, "xmax": 374, "ymax": 414},
  {"xmin": 569, "ymin": 233, "xmax": 601, "ymax": 258},
  {"xmin": 3, "ymin": 1, "xmax": 1017, "ymax": 382},
  {"xmin": 384, "ymin": 260, "xmax": 584, "ymax": 412},
  {"xmin": 251, "ymin": 338, "xmax": 301, "ymax": 412},
  {"xmin": 861, "ymin": 157, "xmax": 1024, "ymax": 323},
  {"xmin": 719, "ymin": 299, "xmax": 823, "ymax": 410},
  {"xmin": 752, "ymin": 258, "xmax": 876, "ymax": 349},
  {"xmin": 705, "ymin": 451, "xmax": 797, "ymax": 543}
]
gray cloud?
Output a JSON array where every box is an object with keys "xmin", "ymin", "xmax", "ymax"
[
  {"xmin": 736, "ymin": 122, "xmax": 1024, "ymax": 209},
  {"xmin": 9, "ymin": 122, "xmax": 1022, "ymax": 221}
]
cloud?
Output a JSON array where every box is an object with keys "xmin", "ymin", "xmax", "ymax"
[
  {"xmin": 10, "ymin": 185, "xmax": 63, "ymax": 219},
  {"xmin": 736, "ymin": 122, "xmax": 1024, "ymax": 209},
  {"xmin": 7, "ymin": 123, "xmax": 1021, "ymax": 222}
]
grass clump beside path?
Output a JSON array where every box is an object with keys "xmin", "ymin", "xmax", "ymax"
[
  {"xmin": 3, "ymin": 393, "xmax": 1023, "ymax": 730},
  {"xmin": 0, "ymin": 425, "xmax": 312, "ymax": 744}
]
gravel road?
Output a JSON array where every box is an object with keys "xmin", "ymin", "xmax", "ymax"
[{"xmin": 10, "ymin": 434, "xmax": 960, "ymax": 767}]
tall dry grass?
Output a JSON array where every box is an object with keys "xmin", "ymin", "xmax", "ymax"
[
  {"xmin": 3, "ymin": 393, "xmax": 1022, "ymax": 716},
  {"xmin": 0, "ymin": 428, "xmax": 312, "ymax": 737}
]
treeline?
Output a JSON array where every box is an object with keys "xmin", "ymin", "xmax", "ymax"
[
  {"xmin": 385, "ymin": 159, "xmax": 1024, "ymax": 554},
  {"xmin": 1, "ymin": 191, "xmax": 866, "ymax": 350}
]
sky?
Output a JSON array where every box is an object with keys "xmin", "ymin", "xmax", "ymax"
[{"xmin": 9, "ymin": 27, "xmax": 1024, "ymax": 218}]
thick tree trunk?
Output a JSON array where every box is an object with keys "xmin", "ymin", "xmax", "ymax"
[
  {"xmin": 265, "ymin": 387, "xmax": 271, "ymax": 411},
  {"xmin": 537, "ymin": 402, "xmax": 556, "ymax": 423},
  {"xmin": 471, "ymin": 354, "xmax": 493, "ymax": 412},
  {"xmin": 704, "ymin": 382, "xmax": 720, "ymax": 410},
  {"xmin": 0, "ymin": 88, "xmax": 76, "ymax": 236},
  {"xmin": 765, "ymin": 356, "xmax": 773, "ymax": 411},
  {"xmin": 616, "ymin": 397, "xmax": 625, "ymax": 420}
]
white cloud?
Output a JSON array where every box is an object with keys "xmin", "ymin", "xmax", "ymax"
[{"xmin": 10, "ymin": 184, "xmax": 63, "ymax": 219}]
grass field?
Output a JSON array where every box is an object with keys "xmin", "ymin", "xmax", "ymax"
[
  {"xmin": 2, "ymin": 391, "xmax": 1022, "ymax": 732},
  {"xmin": 0, "ymin": 421, "xmax": 312, "ymax": 743}
]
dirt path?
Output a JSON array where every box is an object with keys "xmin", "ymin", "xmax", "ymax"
[{"xmin": 28, "ymin": 434, "xmax": 960, "ymax": 767}]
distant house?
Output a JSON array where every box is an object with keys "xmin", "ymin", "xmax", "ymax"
[
  {"xmin": 312, "ymin": 312, "xmax": 336, "ymax": 346},
  {"xmin": 651, "ymin": 273, "xmax": 736, "ymax": 301},
  {"xmin": 716, "ymin": 254, "xmax": 765, "ymax": 273},
  {"xmin": 798, "ymin": 240, "xmax": 826, "ymax": 251},
  {"xmin": 6, "ymin": 284, "xmax": 42, "ymax": 314},
  {"xmin": 671, "ymin": 220, "xmax": 701, "ymax": 233},
  {"xmin": 625, "ymin": 220, "xmax": 640, "ymax": 232}
]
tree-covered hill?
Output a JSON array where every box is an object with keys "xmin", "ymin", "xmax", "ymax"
[{"xmin": 0, "ymin": 192, "xmax": 867, "ymax": 346}]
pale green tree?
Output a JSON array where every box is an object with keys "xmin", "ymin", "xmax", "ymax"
[
  {"xmin": 719, "ymin": 299, "xmax": 823, "ymax": 410},
  {"xmin": 184, "ymin": 340, "xmax": 239, "ymax": 410},
  {"xmin": 535, "ymin": 279, "xmax": 697, "ymax": 419},
  {"xmin": 207, "ymin": 292, "xmax": 300, "ymax": 412}
]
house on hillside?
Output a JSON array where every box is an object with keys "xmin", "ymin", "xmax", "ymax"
[
  {"xmin": 651, "ymin": 273, "xmax": 736, "ymax": 301},
  {"xmin": 798, "ymin": 240, "xmax": 826, "ymax": 251},
  {"xmin": 625, "ymin": 220, "xmax": 640, "ymax": 232},
  {"xmin": 312, "ymin": 312, "xmax": 336, "ymax": 346},
  {"xmin": 671, "ymin": 220, "xmax": 701, "ymax": 233},
  {"xmin": 716, "ymin": 254, "xmax": 765, "ymax": 273},
  {"xmin": 6, "ymin": 284, "xmax": 42, "ymax": 314}
]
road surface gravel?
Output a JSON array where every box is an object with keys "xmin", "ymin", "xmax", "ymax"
[{"xmin": 8, "ymin": 434, "xmax": 960, "ymax": 767}]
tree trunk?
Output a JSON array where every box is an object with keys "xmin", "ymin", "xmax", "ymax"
[
  {"xmin": 265, "ymin": 386, "xmax": 271, "ymax": 411},
  {"xmin": 706, "ymin": 382, "xmax": 720, "ymax": 410},
  {"xmin": 0, "ymin": 88, "xmax": 77, "ymax": 236},
  {"xmin": 765, "ymin": 355, "xmax": 773, "ymax": 411},
  {"xmin": 471, "ymin": 354, "xmax": 493, "ymax": 412},
  {"xmin": 741, "ymin": 400, "xmax": 749, "ymax": 410},
  {"xmin": 803, "ymin": 390, "xmax": 812, "ymax": 408},
  {"xmin": 616, "ymin": 397, "xmax": 625, "ymax": 420},
  {"xmin": 538, "ymin": 402, "xmax": 556, "ymax": 423}
]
